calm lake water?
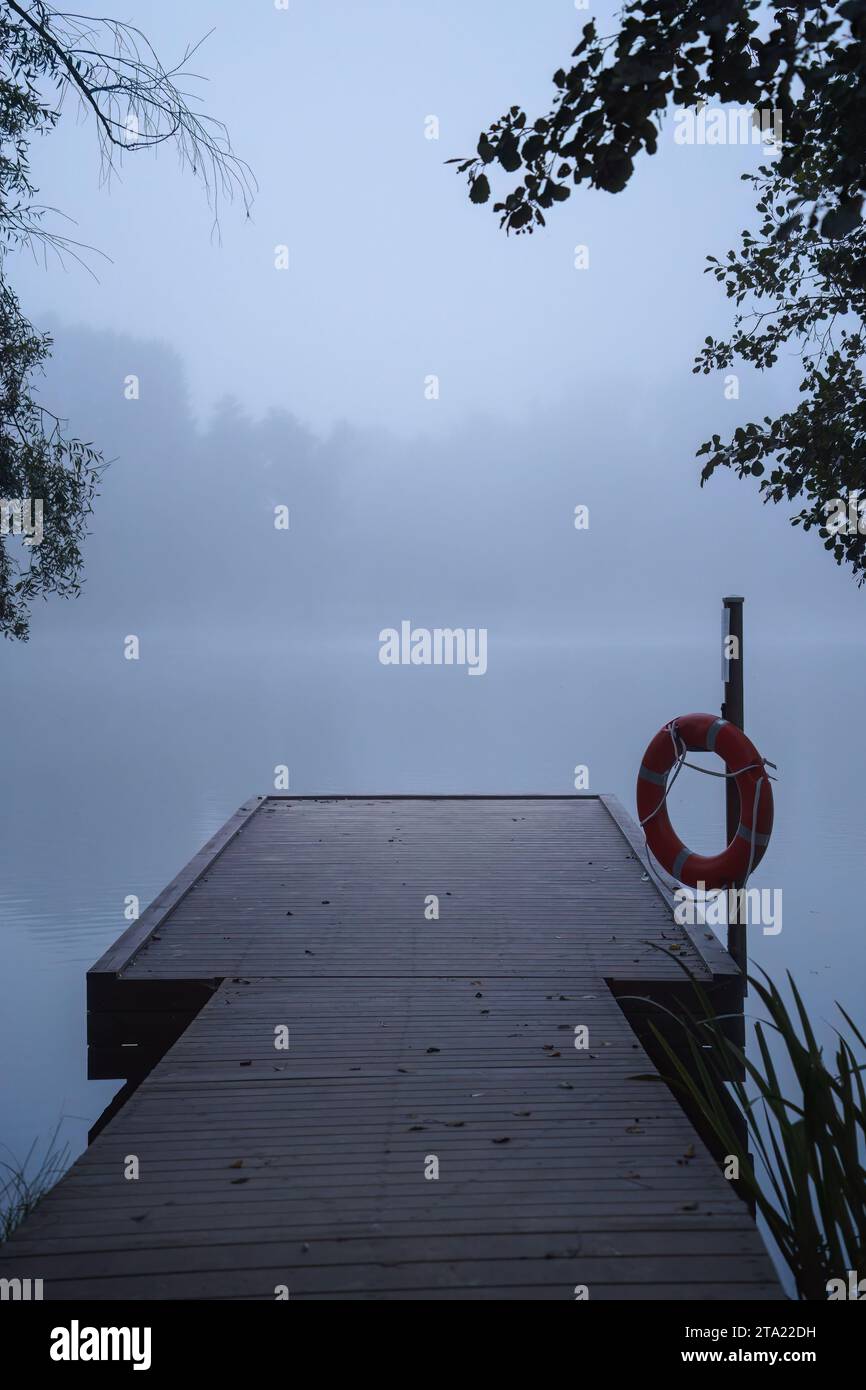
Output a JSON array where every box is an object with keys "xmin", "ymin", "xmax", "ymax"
[{"xmin": 2, "ymin": 630, "xmax": 863, "ymax": 1293}]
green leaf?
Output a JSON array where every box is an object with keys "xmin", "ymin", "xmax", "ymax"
[
  {"xmin": 477, "ymin": 133, "xmax": 495, "ymax": 164},
  {"xmin": 469, "ymin": 174, "xmax": 490, "ymax": 204},
  {"xmin": 496, "ymin": 132, "xmax": 522, "ymax": 173},
  {"xmin": 820, "ymin": 200, "xmax": 863, "ymax": 240}
]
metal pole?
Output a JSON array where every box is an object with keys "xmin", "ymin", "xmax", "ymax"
[{"xmin": 721, "ymin": 596, "xmax": 746, "ymax": 974}]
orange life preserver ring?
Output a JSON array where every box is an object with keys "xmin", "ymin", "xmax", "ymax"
[{"xmin": 636, "ymin": 713, "xmax": 773, "ymax": 889}]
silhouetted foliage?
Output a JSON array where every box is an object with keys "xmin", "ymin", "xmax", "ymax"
[
  {"xmin": 0, "ymin": 282, "xmax": 101, "ymax": 637},
  {"xmin": 0, "ymin": 2, "xmax": 252, "ymax": 638},
  {"xmin": 453, "ymin": 2, "xmax": 866, "ymax": 582}
]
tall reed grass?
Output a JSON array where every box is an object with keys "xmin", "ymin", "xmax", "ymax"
[{"xmin": 647, "ymin": 967, "xmax": 866, "ymax": 1300}]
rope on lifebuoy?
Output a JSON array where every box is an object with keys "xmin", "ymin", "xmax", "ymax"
[{"xmin": 635, "ymin": 714, "xmax": 776, "ymax": 892}]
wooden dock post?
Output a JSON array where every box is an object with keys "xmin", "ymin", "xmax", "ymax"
[{"xmin": 722, "ymin": 596, "xmax": 746, "ymax": 976}]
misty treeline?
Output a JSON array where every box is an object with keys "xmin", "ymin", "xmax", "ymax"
[
  {"xmin": 20, "ymin": 326, "xmax": 602, "ymax": 637},
  {"xmin": 23, "ymin": 323, "xmax": 824, "ymax": 645}
]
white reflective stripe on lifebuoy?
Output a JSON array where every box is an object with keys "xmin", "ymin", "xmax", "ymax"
[
  {"xmin": 736, "ymin": 824, "xmax": 772, "ymax": 847},
  {"xmin": 705, "ymin": 718, "xmax": 727, "ymax": 752},
  {"xmin": 671, "ymin": 847, "xmax": 691, "ymax": 879},
  {"xmin": 638, "ymin": 764, "xmax": 666, "ymax": 786}
]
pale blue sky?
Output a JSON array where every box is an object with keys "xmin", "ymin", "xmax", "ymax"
[{"xmin": 17, "ymin": 0, "xmax": 783, "ymax": 432}]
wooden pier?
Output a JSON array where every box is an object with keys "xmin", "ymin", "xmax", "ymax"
[{"xmin": 1, "ymin": 795, "xmax": 782, "ymax": 1300}]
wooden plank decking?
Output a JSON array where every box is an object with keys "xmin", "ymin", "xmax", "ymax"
[{"xmin": 0, "ymin": 795, "xmax": 783, "ymax": 1300}]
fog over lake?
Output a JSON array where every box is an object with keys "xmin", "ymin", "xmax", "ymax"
[{"xmin": 1, "ymin": 2, "xmax": 864, "ymax": 1300}]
